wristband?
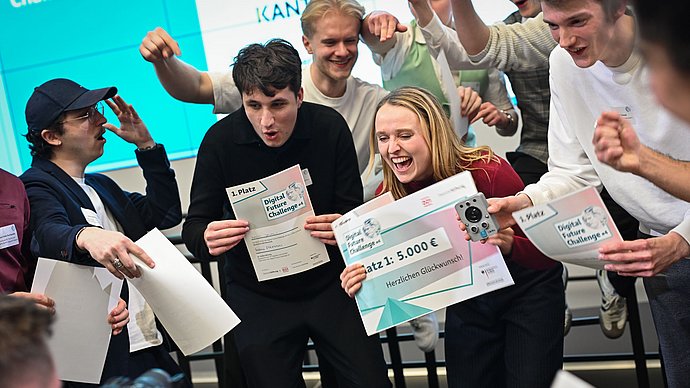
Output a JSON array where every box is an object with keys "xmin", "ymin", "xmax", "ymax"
[{"xmin": 500, "ymin": 109, "xmax": 515, "ymax": 126}]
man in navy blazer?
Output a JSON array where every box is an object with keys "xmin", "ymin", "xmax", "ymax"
[{"xmin": 20, "ymin": 78, "xmax": 185, "ymax": 386}]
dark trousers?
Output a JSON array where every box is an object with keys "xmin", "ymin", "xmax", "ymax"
[
  {"xmin": 638, "ymin": 231, "xmax": 690, "ymax": 388},
  {"xmin": 65, "ymin": 344, "xmax": 189, "ymax": 387},
  {"xmin": 445, "ymin": 262, "xmax": 565, "ymax": 388},
  {"xmin": 227, "ymin": 281, "xmax": 391, "ymax": 388},
  {"xmin": 128, "ymin": 345, "xmax": 191, "ymax": 387}
]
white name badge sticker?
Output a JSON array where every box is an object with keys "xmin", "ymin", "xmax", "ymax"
[
  {"xmin": 611, "ymin": 106, "xmax": 635, "ymax": 125},
  {"xmin": 81, "ymin": 208, "xmax": 103, "ymax": 228},
  {"xmin": 0, "ymin": 224, "xmax": 20, "ymax": 249}
]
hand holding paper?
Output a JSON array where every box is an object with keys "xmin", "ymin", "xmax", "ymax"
[
  {"xmin": 304, "ymin": 213, "xmax": 341, "ymax": 246},
  {"xmin": 600, "ymin": 233, "xmax": 690, "ymax": 277},
  {"xmin": 204, "ymin": 219, "xmax": 250, "ymax": 256},
  {"xmin": 340, "ymin": 263, "xmax": 367, "ymax": 298},
  {"xmin": 76, "ymin": 227, "xmax": 154, "ymax": 279},
  {"xmin": 487, "ymin": 193, "xmax": 533, "ymax": 229},
  {"xmin": 108, "ymin": 299, "xmax": 129, "ymax": 335},
  {"xmin": 10, "ymin": 292, "xmax": 55, "ymax": 314}
]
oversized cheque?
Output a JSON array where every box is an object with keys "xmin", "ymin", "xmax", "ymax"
[{"xmin": 332, "ymin": 171, "xmax": 514, "ymax": 335}]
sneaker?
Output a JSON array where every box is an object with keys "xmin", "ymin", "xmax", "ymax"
[
  {"xmin": 563, "ymin": 266, "xmax": 572, "ymax": 336},
  {"xmin": 596, "ymin": 269, "xmax": 627, "ymax": 339},
  {"xmin": 409, "ymin": 312, "xmax": 439, "ymax": 352}
]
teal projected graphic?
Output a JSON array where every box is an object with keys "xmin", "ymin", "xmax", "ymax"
[{"xmin": 0, "ymin": 0, "xmax": 216, "ymax": 174}]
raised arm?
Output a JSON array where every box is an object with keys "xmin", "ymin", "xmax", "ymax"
[
  {"xmin": 412, "ymin": 0, "xmax": 485, "ymax": 70},
  {"xmin": 140, "ymin": 27, "xmax": 214, "ymax": 104},
  {"xmin": 103, "ymin": 96, "xmax": 182, "ymax": 230},
  {"xmin": 451, "ymin": 0, "xmax": 555, "ymax": 71},
  {"xmin": 449, "ymin": 0, "xmax": 491, "ymax": 55},
  {"xmin": 361, "ymin": 11, "xmax": 407, "ymax": 55}
]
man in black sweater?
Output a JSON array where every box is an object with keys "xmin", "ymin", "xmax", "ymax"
[{"xmin": 182, "ymin": 39, "xmax": 390, "ymax": 388}]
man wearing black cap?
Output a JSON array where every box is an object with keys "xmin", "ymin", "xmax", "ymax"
[{"xmin": 19, "ymin": 78, "xmax": 186, "ymax": 386}]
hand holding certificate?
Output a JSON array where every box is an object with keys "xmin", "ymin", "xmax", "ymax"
[
  {"xmin": 333, "ymin": 171, "xmax": 514, "ymax": 335},
  {"xmin": 227, "ymin": 165, "xmax": 329, "ymax": 281},
  {"xmin": 512, "ymin": 187, "xmax": 623, "ymax": 270},
  {"xmin": 30, "ymin": 229, "xmax": 241, "ymax": 383}
]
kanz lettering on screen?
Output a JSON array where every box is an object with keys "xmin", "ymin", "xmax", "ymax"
[
  {"xmin": 10, "ymin": 0, "xmax": 45, "ymax": 8},
  {"xmin": 257, "ymin": 0, "xmax": 308, "ymax": 23}
]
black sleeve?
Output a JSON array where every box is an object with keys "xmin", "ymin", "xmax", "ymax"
[
  {"xmin": 182, "ymin": 130, "xmax": 230, "ymax": 261},
  {"xmin": 124, "ymin": 144, "xmax": 182, "ymax": 230}
]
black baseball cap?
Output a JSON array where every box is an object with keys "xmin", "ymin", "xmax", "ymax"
[{"xmin": 25, "ymin": 78, "xmax": 117, "ymax": 133}]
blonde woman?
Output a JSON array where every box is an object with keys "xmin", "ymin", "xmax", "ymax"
[{"xmin": 341, "ymin": 86, "xmax": 563, "ymax": 388}]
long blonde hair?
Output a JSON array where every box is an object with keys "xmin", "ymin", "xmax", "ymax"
[{"xmin": 368, "ymin": 86, "xmax": 496, "ymax": 199}]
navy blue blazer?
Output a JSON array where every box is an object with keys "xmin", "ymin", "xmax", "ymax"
[
  {"xmin": 20, "ymin": 145, "xmax": 182, "ymax": 265},
  {"xmin": 20, "ymin": 145, "xmax": 182, "ymax": 384}
]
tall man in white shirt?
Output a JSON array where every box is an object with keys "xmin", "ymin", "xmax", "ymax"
[{"xmin": 482, "ymin": 1, "xmax": 690, "ymax": 386}]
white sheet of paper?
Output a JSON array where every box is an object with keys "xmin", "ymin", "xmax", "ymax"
[
  {"xmin": 127, "ymin": 229, "xmax": 240, "ymax": 355},
  {"xmin": 31, "ymin": 258, "xmax": 123, "ymax": 384},
  {"xmin": 436, "ymin": 50, "xmax": 469, "ymax": 140},
  {"xmin": 550, "ymin": 370, "xmax": 594, "ymax": 388}
]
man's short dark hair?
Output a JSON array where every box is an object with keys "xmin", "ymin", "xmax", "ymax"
[
  {"xmin": 232, "ymin": 39, "xmax": 302, "ymax": 97},
  {"xmin": 24, "ymin": 119, "xmax": 64, "ymax": 160},
  {"xmin": 0, "ymin": 295, "xmax": 55, "ymax": 388},
  {"xmin": 633, "ymin": 0, "xmax": 690, "ymax": 76}
]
